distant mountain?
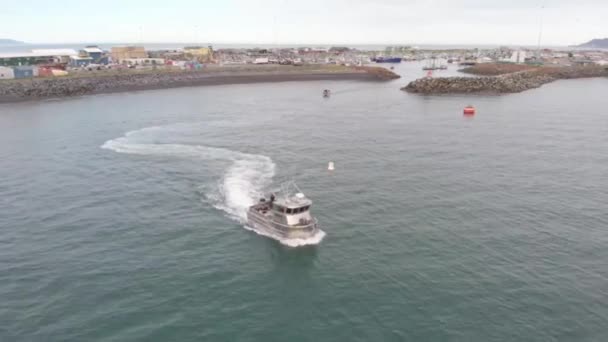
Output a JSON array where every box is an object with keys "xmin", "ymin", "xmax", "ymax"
[
  {"xmin": 0, "ymin": 39, "xmax": 24, "ymax": 45},
  {"xmin": 577, "ymin": 38, "xmax": 608, "ymax": 49}
]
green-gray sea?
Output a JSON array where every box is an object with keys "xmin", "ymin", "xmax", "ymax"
[{"xmin": 2, "ymin": 63, "xmax": 607, "ymax": 341}]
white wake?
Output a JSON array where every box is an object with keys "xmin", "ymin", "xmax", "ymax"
[{"xmin": 101, "ymin": 126, "xmax": 325, "ymax": 247}]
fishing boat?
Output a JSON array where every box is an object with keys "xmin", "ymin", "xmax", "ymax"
[
  {"xmin": 247, "ymin": 182, "xmax": 320, "ymax": 240},
  {"xmin": 323, "ymin": 89, "xmax": 331, "ymax": 97},
  {"xmin": 373, "ymin": 56, "xmax": 402, "ymax": 63}
]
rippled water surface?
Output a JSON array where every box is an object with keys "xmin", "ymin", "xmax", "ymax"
[{"xmin": 2, "ymin": 63, "xmax": 608, "ymax": 341}]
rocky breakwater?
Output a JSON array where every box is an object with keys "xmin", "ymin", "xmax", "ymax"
[
  {"xmin": 354, "ymin": 66, "xmax": 401, "ymax": 80},
  {"xmin": 403, "ymin": 65, "xmax": 608, "ymax": 95},
  {"xmin": 0, "ymin": 66, "xmax": 399, "ymax": 103},
  {"xmin": 403, "ymin": 72, "xmax": 555, "ymax": 94}
]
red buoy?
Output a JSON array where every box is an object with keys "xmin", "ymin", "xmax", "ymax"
[{"xmin": 463, "ymin": 105, "xmax": 476, "ymax": 115}]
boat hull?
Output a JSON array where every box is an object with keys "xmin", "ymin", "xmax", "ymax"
[
  {"xmin": 374, "ymin": 57, "xmax": 402, "ymax": 63},
  {"xmin": 247, "ymin": 209, "xmax": 319, "ymax": 240}
]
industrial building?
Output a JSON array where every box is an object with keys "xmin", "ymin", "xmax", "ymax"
[
  {"xmin": 31, "ymin": 49, "xmax": 76, "ymax": 64},
  {"xmin": 184, "ymin": 46, "xmax": 214, "ymax": 62},
  {"xmin": 69, "ymin": 55, "xmax": 94, "ymax": 67},
  {"xmin": 111, "ymin": 46, "xmax": 147, "ymax": 63},
  {"xmin": 66, "ymin": 46, "xmax": 109, "ymax": 67},
  {"xmin": 83, "ymin": 46, "xmax": 103, "ymax": 60},
  {"xmin": 0, "ymin": 49, "xmax": 77, "ymax": 67},
  {"xmin": 83, "ymin": 46, "xmax": 108, "ymax": 64}
]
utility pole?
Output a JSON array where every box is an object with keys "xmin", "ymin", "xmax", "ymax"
[{"xmin": 536, "ymin": 3, "xmax": 545, "ymax": 61}]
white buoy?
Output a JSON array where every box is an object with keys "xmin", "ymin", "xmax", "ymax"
[{"xmin": 328, "ymin": 161, "xmax": 335, "ymax": 171}]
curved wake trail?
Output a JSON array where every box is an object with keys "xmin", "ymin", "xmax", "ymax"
[{"xmin": 102, "ymin": 126, "xmax": 325, "ymax": 247}]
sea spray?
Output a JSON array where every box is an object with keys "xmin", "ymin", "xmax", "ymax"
[{"xmin": 102, "ymin": 125, "xmax": 325, "ymax": 247}]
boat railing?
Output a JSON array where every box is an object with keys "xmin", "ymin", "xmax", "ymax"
[
  {"xmin": 275, "ymin": 217, "xmax": 318, "ymax": 229},
  {"xmin": 249, "ymin": 210, "xmax": 317, "ymax": 229}
]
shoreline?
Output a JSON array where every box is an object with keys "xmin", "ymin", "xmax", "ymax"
[{"xmin": 0, "ymin": 66, "xmax": 399, "ymax": 103}]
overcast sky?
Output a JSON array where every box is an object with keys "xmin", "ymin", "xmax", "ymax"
[{"xmin": 1, "ymin": 0, "xmax": 606, "ymax": 46}]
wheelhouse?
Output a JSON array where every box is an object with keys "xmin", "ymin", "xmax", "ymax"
[{"xmin": 272, "ymin": 204, "xmax": 311, "ymax": 215}]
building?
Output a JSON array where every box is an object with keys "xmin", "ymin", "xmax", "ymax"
[
  {"xmin": 508, "ymin": 50, "xmax": 527, "ymax": 63},
  {"xmin": 70, "ymin": 55, "xmax": 94, "ymax": 67},
  {"xmin": 0, "ymin": 49, "xmax": 77, "ymax": 66},
  {"xmin": 111, "ymin": 46, "xmax": 147, "ymax": 63},
  {"xmin": 184, "ymin": 46, "xmax": 213, "ymax": 62},
  {"xmin": 0, "ymin": 52, "xmax": 44, "ymax": 66},
  {"xmin": 83, "ymin": 46, "xmax": 103, "ymax": 60},
  {"xmin": 82, "ymin": 46, "xmax": 108, "ymax": 64},
  {"xmin": 13, "ymin": 65, "xmax": 37, "ymax": 79},
  {"xmin": 498, "ymin": 49, "xmax": 528, "ymax": 64},
  {"xmin": 0, "ymin": 66, "xmax": 15, "ymax": 79},
  {"xmin": 31, "ymin": 49, "xmax": 77, "ymax": 64}
]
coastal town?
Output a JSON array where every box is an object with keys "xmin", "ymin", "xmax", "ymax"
[
  {"xmin": 1, "ymin": 44, "xmax": 608, "ymax": 79},
  {"xmin": 0, "ymin": 43, "xmax": 607, "ymax": 102}
]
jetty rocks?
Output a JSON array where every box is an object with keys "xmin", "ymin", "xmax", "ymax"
[
  {"xmin": 0, "ymin": 66, "xmax": 399, "ymax": 103},
  {"xmin": 403, "ymin": 72, "xmax": 554, "ymax": 94},
  {"xmin": 403, "ymin": 65, "xmax": 608, "ymax": 95}
]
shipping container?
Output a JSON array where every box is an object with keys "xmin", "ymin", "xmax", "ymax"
[
  {"xmin": 0, "ymin": 66, "xmax": 15, "ymax": 79},
  {"xmin": 13, "ymin": 66, "xmax": 36, "ymax": 79}
]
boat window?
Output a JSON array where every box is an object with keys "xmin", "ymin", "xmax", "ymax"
[{"xmin": 286, "ymin": 208, "xmax": 293, "ymax": 214}]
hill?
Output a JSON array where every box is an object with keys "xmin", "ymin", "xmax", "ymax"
[
  {"xmin": 577, "ymin": 38, "xmax": 608, "ymax": 49},
  {"xmin": 0, "ymin": 39, "xmax": 24, "ymax": 45}
]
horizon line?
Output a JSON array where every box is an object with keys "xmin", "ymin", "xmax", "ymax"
[{"xmin": 6, "ymin": 40, "xmax": 577, "ymax": 48}]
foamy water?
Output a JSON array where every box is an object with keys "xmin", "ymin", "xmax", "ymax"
[{"xmin": 101, "ymin": 125, "xmax": 325, "ymax": 247}]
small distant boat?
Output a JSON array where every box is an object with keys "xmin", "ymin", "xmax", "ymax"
[
  {"xmin": 373, "ymin": 57, "xmax": 402, "ymax": 63},
  {"xmin": 459, "ymin": 60, "xmax": 477, "ymax": 66},
  {"xmin": 328, "ymin": 161, "xmax": 335, "ymax": 171},
  {"xmin": 463, "ymin": 105, "xmax": 476, "ymax": 115},
  {"xmin": 323, "ymin": 89, "xmax": 331, "ymax": 98}
]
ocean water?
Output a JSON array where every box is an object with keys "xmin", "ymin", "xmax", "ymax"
[{"xmin": 1, "ymin": 62, "xmax": 608, "ymax": 341}]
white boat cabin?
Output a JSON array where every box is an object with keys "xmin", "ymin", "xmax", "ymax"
[{"xmin": 271, "ymin": 194, "xmax": 313, "ymax": 226}]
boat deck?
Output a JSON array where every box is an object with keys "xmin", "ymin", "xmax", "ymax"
[{"xmin": 250, "ymin": 202, "xmax": 273, "ymax": 218}]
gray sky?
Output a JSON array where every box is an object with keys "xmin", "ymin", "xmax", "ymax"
[{"xmin": 1, "ymin": 0, "xmax": 606, "ymax": 45}]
